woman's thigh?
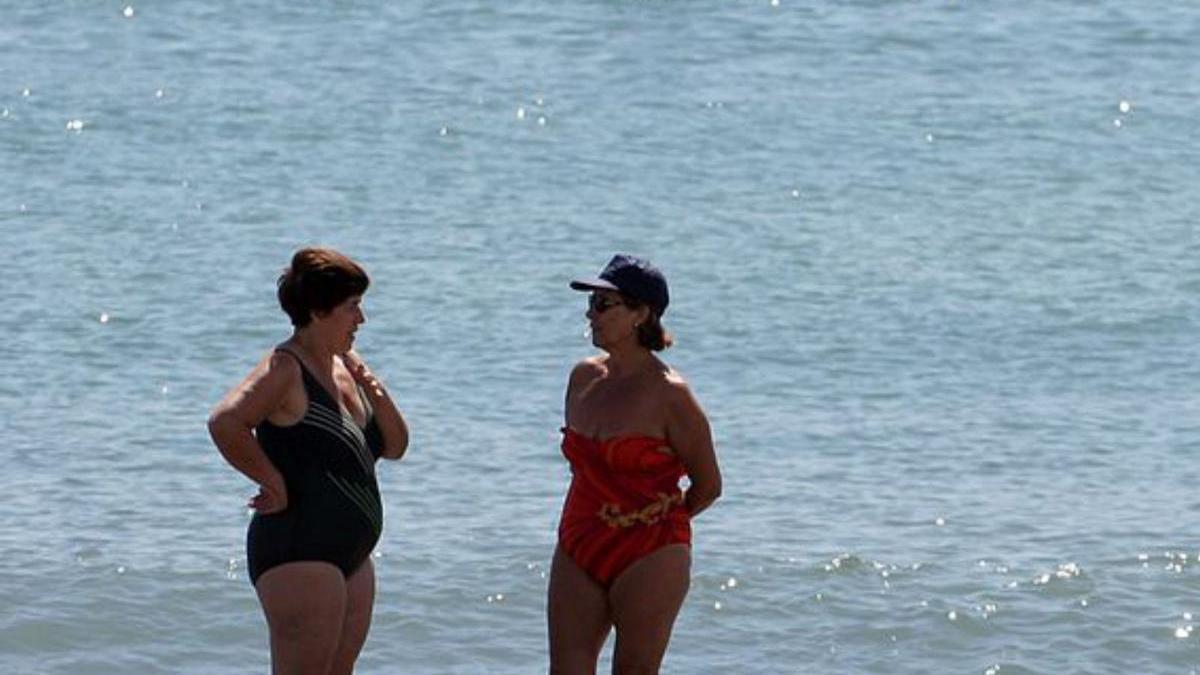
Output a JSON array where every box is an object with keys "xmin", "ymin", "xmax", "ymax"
[
  {"xmin": 329, "ymin": 557, "xmax": 376, "ymax": 675},
  {"xmin": 255, "ymin": 561, "xmax": 348, "ymax": 675},
  {"xmin": 547, "ymin": 546, "xmax": 612, "ymax": 674},
  {"xmin": 608, "ymin": 544, "xmax": 691, "ymax": 673}
]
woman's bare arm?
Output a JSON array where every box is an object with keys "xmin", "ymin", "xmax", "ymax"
[
  {"xmin": 664, "ymin": 381, "xmax": 722, "ymax": 517},
  {"xmin": 206, "ymin": 351, "xmax": 298, "ymax": 512}
]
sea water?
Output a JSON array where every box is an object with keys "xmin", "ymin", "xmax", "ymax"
[{"xmin": 2, "ymin": 2, "xmax": 1199, "ymax": 673}]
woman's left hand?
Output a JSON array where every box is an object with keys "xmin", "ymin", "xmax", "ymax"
[
  {"xmin": 343, "ymin": 350, "xmax": 384, "ymax": 398},
  {"xmin": 343, "ymin": 350, "xmax": 409, "ymax": 460}
]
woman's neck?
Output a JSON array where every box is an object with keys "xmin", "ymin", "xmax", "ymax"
[
  {"xmin": 289, "ymin": 329, "xmax": 335, "ymax": 367},
  {"xmin": 603, "ymin": 344, "xmax": 654, "ymax": 378}
]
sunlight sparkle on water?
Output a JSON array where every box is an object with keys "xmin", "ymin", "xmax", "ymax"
[
  {"xmin": 1032, "ymin": 562, "xmax": 1081, "ymax": 585},
  {"xmin": 123, "ymin": 5, "xmax": 134, "ymax": 18}
]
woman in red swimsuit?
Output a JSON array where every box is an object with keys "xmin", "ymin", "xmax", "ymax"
[{"xmin": 549, "ymin": 254, "xmax": 723, "ymax": 674}]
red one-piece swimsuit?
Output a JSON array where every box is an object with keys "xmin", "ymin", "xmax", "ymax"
[{"xmin": 557, "ymin": 427, "xmax": 691, "ymax": 587}]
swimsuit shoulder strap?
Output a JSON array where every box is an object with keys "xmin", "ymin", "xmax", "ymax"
[
  {"xmin": 273, "ymin": 346, "xmax": 307, "ymax": 373},
  {"xmin": 274, "ymin": 346, "xmax": 330, "ymax": 405}
]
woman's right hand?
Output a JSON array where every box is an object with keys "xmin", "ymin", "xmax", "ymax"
[{"xmin": 248, "ymin": 475, "xmax": 288, "ymax": 514}]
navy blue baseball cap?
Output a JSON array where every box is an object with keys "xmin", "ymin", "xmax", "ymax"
[{"xmin": 570, "ymin": 254, "xmax": 669, "ymax": 315}]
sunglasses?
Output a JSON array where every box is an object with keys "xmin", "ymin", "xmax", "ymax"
[{"xmin": 588, "ymin": 294, "xmax": 625, "ymax": 314}]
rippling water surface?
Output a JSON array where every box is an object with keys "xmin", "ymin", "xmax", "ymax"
[{"xmin": 3, "ymin": 2, "xmax": 1200, "ymax": 673}]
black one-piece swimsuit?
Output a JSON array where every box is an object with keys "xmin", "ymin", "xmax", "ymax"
[{"xmin": 246, "ymin": 348, "xmax": 384, "ymax": 585}]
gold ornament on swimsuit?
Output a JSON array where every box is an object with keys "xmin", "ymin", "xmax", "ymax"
[{"xmin": 597, "ymin": 492, "xmax": 683, "ymax": 528}]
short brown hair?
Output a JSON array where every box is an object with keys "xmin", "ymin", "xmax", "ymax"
[{"xmin": 277, "ymin": 247, "xmax": 369, "ymax": 327}]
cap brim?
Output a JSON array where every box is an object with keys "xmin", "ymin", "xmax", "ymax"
[{"xmin": 569, "ymin": 277, "xmax": 619, "ymax": 292}]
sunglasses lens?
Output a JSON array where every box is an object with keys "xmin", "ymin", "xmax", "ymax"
[{"xmin": 589, "ymin": 296, "xmax": 618, "ymax": 313}]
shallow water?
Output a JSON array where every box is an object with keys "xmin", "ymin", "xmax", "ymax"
[{"xmin": 3, "ymin": 2, "xmax": 1200, "ymax": 673}]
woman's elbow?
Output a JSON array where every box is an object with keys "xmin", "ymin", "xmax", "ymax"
[
  {"xmin": 207, "ymin": 409, "xmax": 247, "ymax": 449},
  {"xmin": 704, "ymin": 481, "xmax": 722, "ymax": 506},
  {"xmin": 693, "ymin": 478, "xmax": 721, "ymax": 508},
  {"xmin": 701, "ymin": 468, "xmax": 722, "ymax": 498},
  {"xmin": 206, "ymin": 410, "xmax": 227, "ymax": 442},
  {"xmin": 382, "ymin": 435, "xmax": 409, "ymax": 461}
]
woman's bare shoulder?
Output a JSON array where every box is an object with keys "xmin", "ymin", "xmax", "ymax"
[
  {"xmin": 212, "ymin": 347, "xmax": 304, "ymax": 423},
  {"xmin": 570, "ymin": 355, "xmax": 607, "ymax": 380},
  {"xmin": 262, "ymin": 347, "xmax": 303, "ymax": 382},
  {"xmin": 653, "ymin": 360, "xmax": 689, "ymax": 388},
  {"xmin": 655, "ymin": 364, "xmax": 705, "ymax": 412}
]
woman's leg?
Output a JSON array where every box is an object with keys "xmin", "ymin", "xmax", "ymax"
[
  {"xmin": 255, "ymin": 561, "xmax": 348, "ymax": 675},
  {"xmin": 608, "ymin": 544, "xmax": 690, "ymax": 675},
  {"xmin": 329, "ymin": 557, "xmax": 377, "ymax": 675},
  {"xmin": 548, "ymin": 546, "xmax": 612, "ymax": 675}
]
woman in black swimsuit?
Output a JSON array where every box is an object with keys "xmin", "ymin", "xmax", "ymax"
[{"xmin": 208, "ymin": 247, "xmax": 409, "ymax": 674}]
